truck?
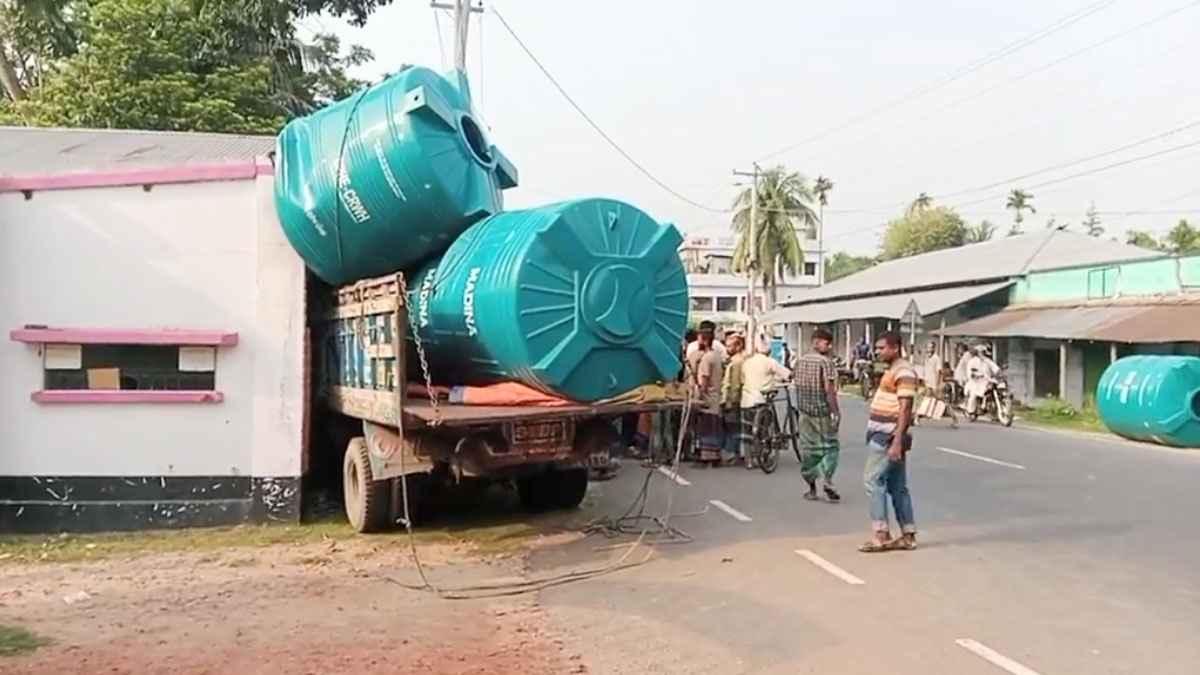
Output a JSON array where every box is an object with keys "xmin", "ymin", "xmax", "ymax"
[{"xmin": 313, "ymin": 274, "xmax": 681, "ymax": 532}]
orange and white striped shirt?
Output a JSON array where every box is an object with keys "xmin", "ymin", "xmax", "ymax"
[{"xmin": 867, "ymin": 359, "xmax": 918, "ymax": 435}]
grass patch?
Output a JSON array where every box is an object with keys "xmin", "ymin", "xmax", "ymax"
[
  {"xmin": 0, "ymin": 512, "xmax": 558, "ymax": 566},
  {"xmin": 1018, "ymin": 399, "xmax": 1108, "ymax": 434},
  {"xmin": 0, "ymin": 625, "xmax": 50, "ymax": 657}
]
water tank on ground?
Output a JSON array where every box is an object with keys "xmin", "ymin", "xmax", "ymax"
[
  {"xmin": 1096, "ymin": 355, "xmax": 1200, "ymax": 447},
  {"xmin": 275, "ymin": 67, "xmax": 517, "ymax": 285},
  {"xmin": 407, "ymin": 198, "xmax": 688, "ymax": 402}
]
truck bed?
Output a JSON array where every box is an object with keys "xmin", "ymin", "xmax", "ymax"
[{"xmin": 403, "ymin": 398, "xmax": 683, "ymax": 427}]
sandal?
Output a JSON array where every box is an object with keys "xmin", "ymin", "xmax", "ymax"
[
  {"xmin": 890, "ymin": 535, "xmax": 917, "ymax": 551},
  {"xmin": 803, "ymin": 491, "xmax": 820, "ymax": 501},
  {"xmin": 823, "ymin": 486, "xmax": 841, "ymax": 502},
  {"xmin": 858, "ymin": 536, "xmax": 895, "ymax": 553}
]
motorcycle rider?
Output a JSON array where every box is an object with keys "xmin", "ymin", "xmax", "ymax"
[{"xmin": 963, "ymin": 345, "xmax": 1001, "ymax": 416}]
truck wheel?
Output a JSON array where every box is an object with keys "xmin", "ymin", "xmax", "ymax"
[
  {"xmin": 343, "ymin": 437, "xmax": 390, "ymax": 533},
  {"xmin": 551, "ymin": 467, "xmax": 589, "ymax": 509},
  {"xmin": 517, "ymin": 473, "xmax": 553, "ymax": 512}
]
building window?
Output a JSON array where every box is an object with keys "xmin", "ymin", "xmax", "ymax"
[
  {"xmin": 43, "ymin": 344, "xmax": 216, "ymax": 391},
  {"xmin": 690, "ymin": 297, "xmax": 714, "ymax": 312},
  {"xmin": 716, "ymin": 296, "xmax": 738, "ymax": 312},
  {"xmin": 1087, "ymin": 267, "xmax": 1117, "ymax": 299},
  {"xmin": 803, "ymin": 262, "xmax": 817, "ymax": 276}
]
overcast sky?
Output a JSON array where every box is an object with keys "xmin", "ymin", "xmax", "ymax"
[{"xmin": 324, "ymin": 0, "xmax": 1200, "ymax": 256}]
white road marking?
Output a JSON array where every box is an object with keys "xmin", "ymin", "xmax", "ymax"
[
  {"xmin": 936, "ymin": 446, "xmax": 1026, "ymax": 470},
  {"xmin": 794, "ymin": 549, "xmax": 866, "ymax": 586},
  {"xmin": 708, "ymin": 499, "xmax": 752, "ymax": 522},
  {"xmin": 956, "ymin": 639, "xmax": 1042, "ymax": 675},
  {"xmin": 657, "ymin": 465, "xmax": 691, "ymax": 486}
]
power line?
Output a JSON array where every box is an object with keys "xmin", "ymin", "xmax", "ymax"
[
  {"xmin": 935, "ymin": 118, "xmax": 1200, "ymax": 200},
  {"xmin": 755, "ymin": 0, "xmax": 1118, "ymax": 162},
  {"xmin": 936, "ymin": 0, "xmax": 1200, "ymax": 114},
  {"xmin": 949, "ymin": 137, "xmax": 1200, "ymax": 209},
  {"xmin": 490, "ymin": 5, "xmax": 729, "ymax": 214}
]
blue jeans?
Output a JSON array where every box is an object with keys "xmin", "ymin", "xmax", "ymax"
[{"xmin": 863, "ymin": 433, "xmax": 916, "ymax": 534}]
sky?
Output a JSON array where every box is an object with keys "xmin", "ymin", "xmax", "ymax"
[{"xmin": 320, "ymin": 0, "xmax": 1200, "ymax": 256}]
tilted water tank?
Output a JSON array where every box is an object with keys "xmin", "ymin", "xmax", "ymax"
[
  {"xmin": 406, "ymin": 198, "xmax": 688, "ymax": 402},
  {"xmin": 1096, "ymin": 355, "xmax": 1200, "ymax": 447},
  {"xmin": 274, "ymin": 67, "xmax": 517, "ymax": 285}
]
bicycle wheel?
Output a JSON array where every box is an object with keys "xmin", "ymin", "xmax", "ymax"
[{"xmin": 752, "ymin": 406, "xmax": 780, "ymax": 474}]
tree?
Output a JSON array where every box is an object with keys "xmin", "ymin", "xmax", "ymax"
[
  {"xmin": 0, "ymin": 0, "xmax": 379, "ymax": 130},
  {"xmin": 1164, "ymin": 219, "xmax": 1200, "ymax": 255},
  {"xmin": 907, "ymin": 192, "xmax": 933, "ymax": 217},
  {"xmin": 1081, "ymin": 202, "xmax": 1103, "ymax": 237},
  {"xmin": 1125, "ymin": 229, "xmax": 1163, "ymax": 251},
  {"xmin": 1006, "ymin": 189, "xmax": 1036, "ymax": 235},
  {"xmin": 964, "ymin": 219, "xmax": 997, "ymax": 244},
  {"xmin": 880, "ymin": 205, "xmax": 967, "ymax": 260},
  {"xmin": 731, "ymin": 166, "xmax": 819, "ymax": 309},
  {"xmin": 0, "ymin": 0, "xmax": 84, "ymax": 101},
  {"xmin": 824, "ymin": 251, "xmax": 876, "ymax": 282}
]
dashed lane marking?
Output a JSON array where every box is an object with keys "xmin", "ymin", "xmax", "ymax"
[
  {"xmin": 656, "ymin": 465, "xmax": 691, "ymax": 486},
  {"xmin": 708, "ymin": 499, "xmax": 752, "ymax": 522},
  {"xmin": 955, "ymin": 638, "xmax": 1043, "ymax": 675},
  {"xmin": 794, "ymin": 549, "xmax": 865, "ymax": 585},
  {"xmin": 936, "ymin": 446, "xmax": 1027, "ymax": 470}
]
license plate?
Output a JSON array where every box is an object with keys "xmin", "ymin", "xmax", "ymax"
[{"xmin": 512, "ymin": 421, "xmax": 567, "ymax": 445}]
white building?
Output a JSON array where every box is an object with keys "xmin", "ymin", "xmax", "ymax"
[
  {"xmin": 0, "ymin": 127, "xmax": 306, "ymax": 532},
  {"xmin": 679, "ymin": 233, "xmax": 822, "ymax": 331}
]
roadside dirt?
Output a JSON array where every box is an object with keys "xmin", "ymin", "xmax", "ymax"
[{"xmin": 0, "ymin": 536, "xmax": 583, "ymax": 674}]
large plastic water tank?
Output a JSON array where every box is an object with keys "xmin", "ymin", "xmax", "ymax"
[
  {"xmin": 406, "ymin": 198, "xmax": 688, "ymax": 402},
  {"xmin": 274, "ymin": 67, "xmax": 517, "ymax": 285},
  {"xmin": 1096, "ymin": 355, "xmax": 1200, "ymax": 447}
]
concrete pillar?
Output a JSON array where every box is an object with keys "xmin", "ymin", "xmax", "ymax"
[
  {"xmin": 887, "ymin": 320, "xmax": 894, "ymax": 332},
  {"xmin": 938, "ymin": 316, "xmax": 946, "ymax": 360},
  {"xmin": 844, "ymin": 321, "xmax": 852, "ymax": 361},
  {"xmin": 1059, "ymin": 342, "xmax": 1068, "ymax": 400},
  {"xmin": 1110, "ymin": 342, "xmax": 1118, "ymax": 364}
]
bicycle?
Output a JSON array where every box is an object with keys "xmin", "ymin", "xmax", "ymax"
[{"xmin": 748, "ymin": 385, "xmax": 805, "ymax": 474}]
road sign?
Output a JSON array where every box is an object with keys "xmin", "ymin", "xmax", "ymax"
[{"xmin": 900, "ymin": 299, "xmax": 923, "ymax": 332}]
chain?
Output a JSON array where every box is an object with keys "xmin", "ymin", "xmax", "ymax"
[{"xmin": 397, "ymin": 273, "xmax": 442, "ymax": 427}]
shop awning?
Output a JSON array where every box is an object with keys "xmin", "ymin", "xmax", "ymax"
[
  {"xmin": 938, "ymin": 297, "xmax": 1200, "ymax": 343},
  {"xmin": 761, "ymin": 281, "xmax": 1012, "ymax": 325}
]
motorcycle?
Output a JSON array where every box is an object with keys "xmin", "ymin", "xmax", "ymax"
[
  {"xmin": 856, "ymin": 359, "xmax": 885, "ymax": 400},
  {"xmin": 967, "ymin": 371, "xmax": 1014, "ymax": 427}
]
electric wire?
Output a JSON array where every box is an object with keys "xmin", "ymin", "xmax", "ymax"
[
  {"xmin": 490, "ymin": 4, "xmax": 729, "ymax": 214},
  {"xmin": 755, "ymin": 0, "xmax": 1120, "ymax": 161}
]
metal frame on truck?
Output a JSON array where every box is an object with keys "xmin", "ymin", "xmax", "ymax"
[{"xmin": 313, "ymin": 274, "xmax": 681, "ymax": 532}]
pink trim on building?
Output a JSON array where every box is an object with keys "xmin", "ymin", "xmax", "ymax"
[
  {"xmin": 0, "ymin": 158, "xmax": 274, "ymax": 194},
  {"xmin": 31, "ymin": 390, "xmax": 225, "ymax": 404},
  {"xmin": 11, "ymin": 327, "xmax": 239, "ymax": 346}
]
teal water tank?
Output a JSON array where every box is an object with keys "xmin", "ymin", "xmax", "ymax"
[
  {"xmin": 407, "ymin": 198, "xmax": 688, "ymax": 402},
  {"xmin": 1096, "ymin": 355, "xmax": 1200, "ymax": 447},
  {"xmin": 274, "ymin": 67, "xmax": 518, "ymax": 285}
]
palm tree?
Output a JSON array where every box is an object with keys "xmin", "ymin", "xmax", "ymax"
[
  {"xmin": 731, "ymin": 167, "xmax": 818, "ymax": 309},
  {"xmin": 813, "ymin": 175, "xmax": 833, "ymax": 284},
  {"xmin": 964, "ymin": 220, "xmax": 997, "ymax": 244},
  {"xmin": 907, "ymin": 192, "xmax": 933, "ymax": 217},
  {"xmin": 1006, "ymin": 189, "xmax": 1036, "ymax": 235}
]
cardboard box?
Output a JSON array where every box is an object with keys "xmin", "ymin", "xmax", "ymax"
[{"xmin": 87, "ymin": 368, "xmax": 121, "ymax": 390}]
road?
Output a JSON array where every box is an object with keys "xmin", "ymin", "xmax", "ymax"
[{"xmin": 531, "ymin": 397, "xmax": 1200, "ymax": 675}]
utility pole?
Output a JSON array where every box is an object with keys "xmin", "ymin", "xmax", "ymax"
[
  {"xmin": 732, "ymin": 164, "xmax": 761, "ymax": 345},
  {"xmin": 431, "ymin": 0, "xmax": 483, "ymax": 72}
]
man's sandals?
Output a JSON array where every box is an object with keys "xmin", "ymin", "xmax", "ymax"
[{"xmin": 858, "ymin": 534, "xmax": 917, "ymax": 553}]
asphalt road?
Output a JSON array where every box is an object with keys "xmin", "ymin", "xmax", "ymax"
[{"xmin": 531, "ymin": 397, "xmax": 1200, "ymax": 675}]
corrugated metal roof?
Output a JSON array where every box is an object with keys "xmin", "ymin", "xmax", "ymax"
[
  {"xmin": 762, "ymin": 280, "xmax": 1013, "ymax": 324},
  {"xmin": 939, "ymin": 296, "xmax": 1200, "ymax": 343},
  {"xmin": 0, "ymin": 126, "xmax": 274, "ymax": 174},
  {"xmin": 782, "ymin": 230, "xmax": 1158, "ymax": 307}
]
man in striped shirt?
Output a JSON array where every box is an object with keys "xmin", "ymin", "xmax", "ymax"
[{"xmin": 860, "ymin": 331, "xmax": 918, "ymax": 553}]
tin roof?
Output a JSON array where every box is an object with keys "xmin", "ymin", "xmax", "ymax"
[
  {"xmin": 938, "ymin": 295, "xmax": 1200, "ymax": 343},
  {"xmin": 0, "ymin": 126, "xmax": 274, "ymax": 175},
  {"xmin": 782, "ymin": 230, "xmax": 1158, "ymax": 307},
  {"xmin": 762, "ymin": 280, "xmax": 1013, "ymax": 324}
]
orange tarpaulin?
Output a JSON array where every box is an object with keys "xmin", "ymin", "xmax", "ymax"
[{"xmin": 407, "ymin": 382, "xmax": 573, "ymax": 407}]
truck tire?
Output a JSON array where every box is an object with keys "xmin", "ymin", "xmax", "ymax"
[
  {"xmin": 519, "ymin": 467, "xmax": 589, "ymax": 512},
  {"xmin": 551, "ymin": 467, "xmax": 589, "ymax": 509},
  {"xmin": 517, "ymin": 473, "xmax": 553, "ymax": 513},
  {"xmin": 343, "ymin": 437, "xmax": 390, "ymax": 533}
]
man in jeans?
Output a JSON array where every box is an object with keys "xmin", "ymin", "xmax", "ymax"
[
  {"xmin": 860, "ymin": 331, "xmax": 918, "ymax": 553},
  {"xmin": 794, "ymin": 328, "xmax": 841, "ymax": 502}
]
